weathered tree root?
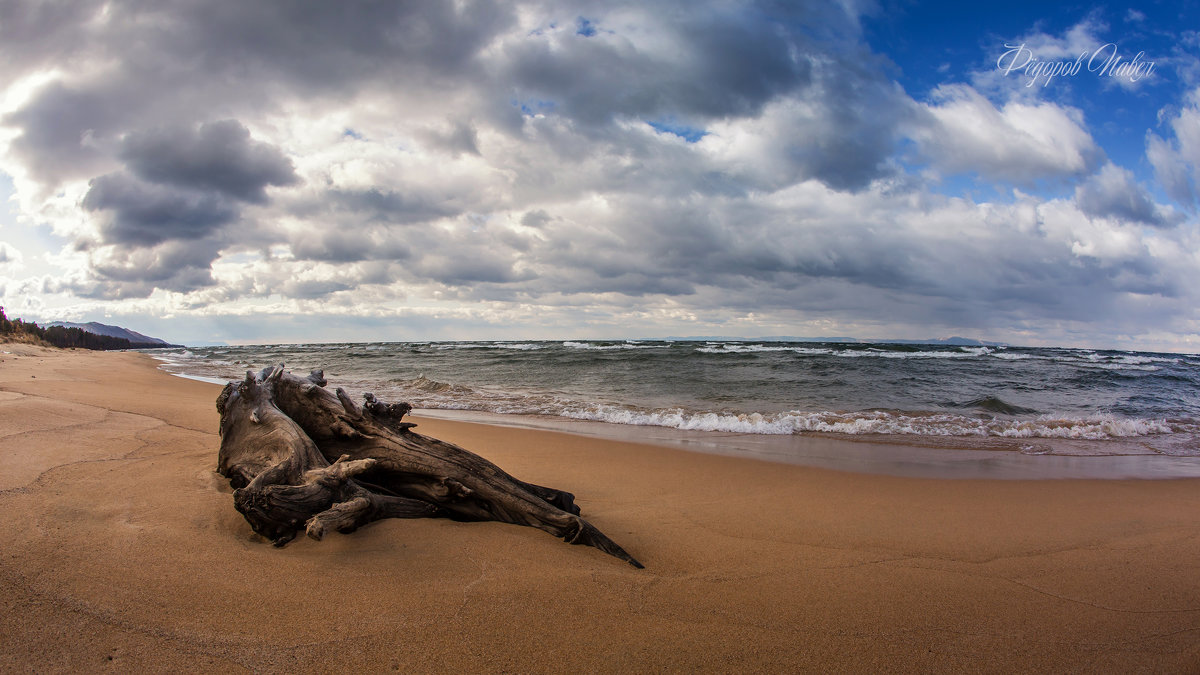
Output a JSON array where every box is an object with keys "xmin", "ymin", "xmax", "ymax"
[{"xmin": 216, "ymin": 365, "xmax": 642, "ymax": 567}]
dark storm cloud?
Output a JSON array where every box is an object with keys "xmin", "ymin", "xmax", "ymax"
[
  {"xmin": 485, "ymin": 191, "xmax": 1182, "ymax": 332},
  {"xmin": 281, "ymin": 278, "xmax": 354, "ymax": 299},
  {"xmin": 536, "ymin": 197, "xmax": 919, "ymax": 297},
  {"xmin": 503, "ymin": 8, "xmax": 809, "ymax": 124},
  {"xmin": 119, "ymin": 120, "xmax": 298, "ymax": 203},
  {"xmin": 416, "ymin": 256, "xmax": 530, "ymax": 285},
  {"xmin": 496, "ymin": 2, "xmax": 902, "ymax": 190},
  {"xmin": 404, "ymin": 224, "xmax": 538, "ymax": 286},
  {"xmin": 0, "ymin": 0, "xmax": 514, "ymax": 189},
  {"xmin": 521, "ymin": 210, "xmax": 552, "ymax": 228},
  {"xmin": 419, "ymin": 121, "xmax": 482, "ymax": 158},
  {"xmin": 2, "ymin": 81, "xmax": 128, "ymax": 186},
  {"xmin": 1074, "ymin": 164, "xmax": 1171, "ymax": 227},
  {"xmin": 792, "ymin": 65, "xmax": 911, "ymax": 191},
  {"xmin": 290, "ymin": 230, "xmax": 412, "ymax": 263},
  {"xmin": 159, "ymin": 0, "xmax": 515, "ymax": 93},
  {"xmin": 0, "ymin": 0, "xmax": 97, "ymax": 77},
  {"xmin": 48, "ymin": 238, "xmax": 222, "ymax": 299},
  {"xmin": 327, "ymin": 188, "xmax": 461, "ymax": 226},
  {"xmin": 94, "ymin": 243, "xmax": 219, "ymax": 289},
  {"xmin": 0, "ymin": 0, "xmax": 514, "ymax": 93},
  {"xmin": 82, "ymin": 173, "xmax": 237, "ymax": 247},
  {"xmin": 76, "ymin": 120, "xmax": 295, "ymax": 285}
]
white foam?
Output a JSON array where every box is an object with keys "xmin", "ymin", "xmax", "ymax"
[
  {"xmin": 991, "ymin": 352, "xmax": 1033, "ymax": 360},
  {"xmin": 695, "ymin": 344, "xmax": 835, "ymax": 355},
  {"xmin": 695, "ymin": 344, "xmax": 790, "ymax": 354},
  {"xmin": 541, "ymin": 404, "xmax": 1182, "ymax": 440},
  {"xmin": 1078, "ymin": 362, "xmax": 1160, "ymax": 372},
  {"xmin": 561, "ymin": 341, "xmax": 657, "ymax": 350},
  {"xmin": 432, "ymin": 342, "xmax": 547, "ymax": 350},
  {"xmin": 835, "ymin": 349, "xmax": 987, "ymax": 359},
  {"xmin": 169, "ymin": 372, "xmax": 231, "ymax": 386}
]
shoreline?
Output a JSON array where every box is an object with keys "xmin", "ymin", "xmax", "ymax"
[
  {"xmin": 4, "ymin": 346, "xmax": 1200, "ymax": 671},
  {"xmin": 146, "ymin": 340, "xmax": 1200, "ymax": 456},
  {"xmin": 410, "ymin": 407, "xmax": 1200, "ymax": 480},
  {"xmin": 148, "ymin": 349, "xmax": 1200, "ymax": 481}
]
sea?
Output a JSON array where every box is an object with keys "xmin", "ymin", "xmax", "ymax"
[{"xmin": 150, "ymin": 340, "xmax": 1200, "ymax": 479}]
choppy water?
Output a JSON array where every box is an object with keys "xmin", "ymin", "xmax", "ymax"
[{"xmin": 152, "ymin": 340, "xmax": 1200, "ymax": 460}]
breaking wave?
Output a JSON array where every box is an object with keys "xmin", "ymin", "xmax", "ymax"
[
  {"xmin": 562, "ymin": 341, "xmax": 660, "ymax": 350},
  {"xmin": 378, "ymin": 378, "xmax": 1185, "ymax": 442},
  {"xmin": 562, "ymin": 408, "xmax": 1178, "ymax": 440}
]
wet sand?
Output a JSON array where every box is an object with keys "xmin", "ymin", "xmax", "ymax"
[
  {"xmin": 3, "ymin": 345, "xmax": 1200, "ymax": 672},
  {"xmin": 413, "ymin": 408, "xmax": 1200, "ymax": 480}
]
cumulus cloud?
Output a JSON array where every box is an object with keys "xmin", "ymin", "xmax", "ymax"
[
  {"xmin": 64, "ymin": 119, "xmax": 298, "ymax": 294},
  {"xmin": 289, "ymin": 228, "xmax": 411, "ymax": 264},
  {"xmin": 914, "ymin": 85, "xmax": 1101, "ymax": 183},
  {"xmin": 48, "ymin": 238, "xmax": 222, "ymax": 299},
  {"xmin": 82, "ymin": 173, "xmax": 237, "ymax": 247},
  {"xmin": 497, "ymin": 4, "xmax": 814, "ymax": 125},
  {"xmin": 118, "ymin": 120, "xmax": 297, "ymax": 203},
  {"xmin": 1148, "ymin": 90, "xmax": 1200, "ymax": 207},
  {"xmin": 0, "ymin": 241, "xmax": 21, "ymax": 267},
  {"xmin": 1074, "ymin": 163, "xmax": 1173, "ymax": 226}
]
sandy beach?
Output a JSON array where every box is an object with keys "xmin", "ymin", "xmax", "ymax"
[{"xmin": 2, "ymin": 346, "xmax": 1200, "ymax": 673}]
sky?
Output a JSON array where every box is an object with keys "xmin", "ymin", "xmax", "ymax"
[{"xmin": 1, "ymin": 1, "xmax": 1200, "ymax": 351}]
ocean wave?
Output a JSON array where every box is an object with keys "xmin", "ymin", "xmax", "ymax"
[
  {"xmin": 990, "ymin": 351, "xmax": 1167, "ymax": 371},
  {"xmin": 405, "ymin": 375, "xmax": 476, "ymax": 395},
  {"xmin": 1084, "ymin": 363, "xmax": 1160, "ymax": 372},
  {"xmin": 554, "ymin": 406, "xmax": 1178, "ymax": 439},
  {"xmin": 431, "ymin": 342, "xmax": 547, "ymax": 351},
  {"xmin": 155, "ymin": 349, "xmax": 196, "ymax": 359},
  {"xmin": 695, "ymin": 344, "xmax": 801, "ymax": 354},
  {"xmin": 1044, "ymin": 353, "xmax": 1166, "ymax": 370},
  {"xmin": 954, "ymin": 395, "xmax": 1039, "ymax": 415},
  {"xmin": 836, "ymin": 347, "xmax": 993, "ymax": 359},
  {"xmin": 151, "ymin": 349, "xmax": 236, "ymax": 369},
  {"xmin": 990, "ymin": 352, "xmax": 1033, "ymax": 360},
  {"xmin": 381, "ymin": 374, "xmax": 1182, "ymax": 440},
  {"xmin": 561, "ymin": 341, "xmax": 659, "ymax": 350},
  {"xmin": 694, "ymin": 344, "xmax": 993, "ymax": 357},
  {"xmin": 1115, "ymin": 354, "xmax": 1178, "ymax": 365}
]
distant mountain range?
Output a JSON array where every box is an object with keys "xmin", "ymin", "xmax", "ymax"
[
  {"xmin": 47, "ymin": 321, "xmax": 177, "ymax": 347},
  {"xmin": 652, "ymin": 335, "xmax": 1007, "ymax": 346}
]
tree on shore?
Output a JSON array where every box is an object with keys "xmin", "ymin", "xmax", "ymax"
[{"xmin": 0, "ymin": 307, "xmax": 167, "ymax": 350}]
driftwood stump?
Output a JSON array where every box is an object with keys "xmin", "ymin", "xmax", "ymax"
[{"xmin": 216, "ymin": 365, "xmax": 642, "ymax": 567}]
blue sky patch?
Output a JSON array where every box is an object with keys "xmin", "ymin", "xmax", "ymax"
[{"xmin": 647, "ymin": 120, "xmax": 708, "ymax": 143}]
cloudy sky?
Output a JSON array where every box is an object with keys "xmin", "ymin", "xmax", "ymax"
[{"xmin": 2, "ymin": 1, "xmax": 1199, "ymax": 351}]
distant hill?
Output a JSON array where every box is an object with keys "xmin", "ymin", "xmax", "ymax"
[
  {"xmin": 653, "ymin": 335, "xmax": 861, "ymax": 343},
  {"xmin": 652, "ymin": 335, "xmax": 1007, "ymax": 346},
  {"xmin": 2, "ymin": 309, "xmax": 180, "ymax": 350},
  {"xmin": 46, "ymin": 321, "xmax": 177, "ymax": 348},
  {"xmin": 872, "ymin": 336, "xmax": 1008, "ymax": 347}
]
